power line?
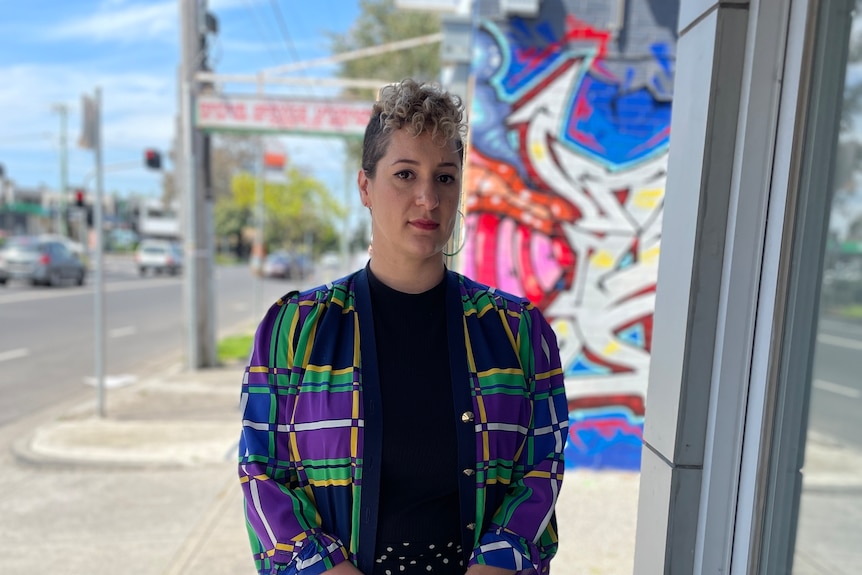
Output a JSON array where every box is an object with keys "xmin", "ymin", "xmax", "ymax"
[
  {"xmin": 269, "ymin": 0, "xmax": 301, "ymax": 64},
  {"xmin": 240, "ymin": 0, "xmax": 284, "ymax": 67},
  {"xmin": 268, "ymin": 0, "xmax": 319, "ymax": 98}
]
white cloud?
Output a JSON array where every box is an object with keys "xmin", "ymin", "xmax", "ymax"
[
  {"xmin": 0, "ymin": 61, "xmax": 175, "ymax": 196},
  {"xmin": 48, "ymin": 1, "xmax": 176, "ymax": 43},
  {"xmin": 0, "ymin": 64, "xmax": 175, "ymax": 151}
]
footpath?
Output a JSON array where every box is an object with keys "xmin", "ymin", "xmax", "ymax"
[
  {"xmin": 8, "ymin": 354, "xmax": 862, "ymax": 573},
  {"xmin": 7, "ymin": 356, "xmax": 640, "ymax": 575}
]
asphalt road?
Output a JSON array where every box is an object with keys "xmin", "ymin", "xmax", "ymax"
[
  {"xmin": 0, "ymin": 255, "xmax": 315, "ymax": 427},
  {"xmin": 1, "ymin": 253, "xmax": 860, "ymax": 451},
  {"xmin": 810, "ymin": 316, "xmax": 862, "ymax": 450}
]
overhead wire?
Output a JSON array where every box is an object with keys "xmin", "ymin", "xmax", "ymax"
[
  {"xmin": 269, "ymin": 0, "xmax": 302, "ymax": 65},
  {"xmin": 268, "ymin": 0, "xmax": 320, "ymax": 98},
  {"xmin": 241, "ymin": 0, "xmax": 287, "ymax": 67}
]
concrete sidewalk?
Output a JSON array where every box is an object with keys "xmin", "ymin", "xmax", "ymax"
[
  {"xmin": 10, "ymin": 354, "xmax": 862, "ymax": 574},
  {"xmin": 9, "ymin": 360, "xmax": 641, "ymax": 575}
]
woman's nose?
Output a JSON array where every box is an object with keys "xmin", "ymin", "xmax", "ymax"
[{"xmin": 416, "ymin": 180, "xmax": 440, "ymax": 209}]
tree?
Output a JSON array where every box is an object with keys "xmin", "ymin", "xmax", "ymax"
[
  {"xmin": 231, "ymin": 166, "xmax": 345, "ymax": 256},
  {"xmin": 328, "ymin": 0, "xmax": 443, "ymax": 164},
  {"xmin": 213, "ymin": 197, "xmax": 251, "ymax": 258},
  {"xmin": 329, "ymin": 0, "xmax": 442, "ymax": 98},
  {"xmin": 160, "ymin": 134, "xmax": 257, "ymax": 206}
]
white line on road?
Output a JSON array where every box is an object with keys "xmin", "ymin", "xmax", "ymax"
[
  {"xmin": 109, "ymin": 325, "xmax": 137, "ymax": 338},
  {"xmin": 817, "ymin": 333, "xmax": 862, "ymax": 351},
  {"xmin": 0, "ymin": 348, "xmax": 29, "ymax": 363},
  {"xmin": 813, "ymin": 379, "xmax": 862, "ymax": 399},
  {"xmin": 0, "ymin": 277, "xmax": 179, "ymax": 306}
]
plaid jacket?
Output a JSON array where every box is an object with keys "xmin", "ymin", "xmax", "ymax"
[{"xmin": 238, "ymin": 268, "xmax": 568, "ymax": 575}]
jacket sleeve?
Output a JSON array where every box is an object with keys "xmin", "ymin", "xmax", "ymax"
[
  {"xmin": 238, "ymin": 295, "xmax": 351, "ymax": 575},
  {"xmin": 468, "ymin": 304, "xmax": 568, "ymax": 575}
]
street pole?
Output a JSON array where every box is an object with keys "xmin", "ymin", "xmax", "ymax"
[
  {"xmin": 342, "ymin": 148, "xmax": 352, "ymax": 270},
  {"xmin": 180, "ymin": 0, "xmax": 199, "ymax": 370},
  {"xmin": 53, "ymin": 103, "xmax": 69, "ymax": 237},
  {"xmin": 253, "ymin": 136, "xmax": 264, "ymax": 321},
  {"xmin": 93, "ymin": 87, "xmax": 106, "ymax": 418},
  {"xmin": 179, "ymin": 0, "xmax": 217, "ymax": 369}
]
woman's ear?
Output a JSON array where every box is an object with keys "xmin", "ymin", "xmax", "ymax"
[{"xmin": 358, "ymin": 169, "xmax": 371, "ymax": 209}]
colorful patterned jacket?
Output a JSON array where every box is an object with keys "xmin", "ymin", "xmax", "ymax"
[{"xmin": 238, "ymin": 268, "xmax": 568, "ymax": 575}]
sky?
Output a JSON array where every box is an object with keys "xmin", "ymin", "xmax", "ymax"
[{"xmin": 0, "ymin": 0, "xmax": 365, "ymax": 202}]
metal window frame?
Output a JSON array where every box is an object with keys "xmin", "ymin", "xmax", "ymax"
[{"xmin": 743, "ymin": 0, "xmax": 855, "ymax": 572}]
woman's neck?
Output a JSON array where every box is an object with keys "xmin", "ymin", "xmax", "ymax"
[{"xmin": 367, "ymin": 256, "xmax": 445, "ymax": 294}]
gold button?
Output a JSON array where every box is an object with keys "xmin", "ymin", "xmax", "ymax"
[
  {"xmin": 463, "ymin": 468, "xmax": 474, "ymax": 476},
  {"xmin": 466, "ymin": 522, "xmax": 476, "ymax": 530},
  {"xmin": 461, "ymin": 411, "xmax": 474, "ymax": 423}
]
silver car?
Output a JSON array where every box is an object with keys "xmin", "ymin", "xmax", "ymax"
[
  {"xmin": 134, "ymin": 239, "xmax": 183, "ymax": 276},
  {"xmin": 0, "ymin": 235, "xmax": 87, "ymax": 287}
]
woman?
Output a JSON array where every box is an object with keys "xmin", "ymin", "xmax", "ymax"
[{"xmin": 239, "ymin": 79, "xmax": 568, "ymax": 575}]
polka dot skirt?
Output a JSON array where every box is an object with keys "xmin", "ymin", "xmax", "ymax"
[{"xmin": 373, "ymin": 541, "xmax": 465, "ymax": 575}]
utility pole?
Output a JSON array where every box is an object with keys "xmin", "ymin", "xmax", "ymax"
[
  {"xmin": 179, "ymin": 0, "xmax": 217, "ymax": 369},
  {"xmin": 79, "ymin": 88, "xmax": 106, "ymax": 417},
  {"xmin": 52, "ymin": 103, "xmax": 69, "ymax": 237},
  {"xmin": 93, "ymin": 87, "xmax": 106, "ymax": 417}
]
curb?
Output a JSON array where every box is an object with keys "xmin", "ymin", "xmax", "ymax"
[{"xmin": 10, "ymin": 358, "xmax": 243, "ymax": 470}]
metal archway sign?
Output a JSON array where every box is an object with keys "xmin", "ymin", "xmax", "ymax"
[{"xmin": 195, "ymin": 93, "xmax": 374, "ymax": 138}]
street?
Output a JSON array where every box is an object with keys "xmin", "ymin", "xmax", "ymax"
[
  {"xmin": 810, "ymin": 316, "xmax": 862, "ymax": 450},
  {"xmin": 0, "ymin": 255, "xmax": 859, "ymax": 574},
  {"xmin": 0, "ymin": 255, "xmax": 309, "ymax": 427},
  {"xmin": 2, "ymin": 255, "xmax": 859, "ymax": 452}
]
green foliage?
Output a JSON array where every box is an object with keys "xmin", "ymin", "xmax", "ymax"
[
  {"xmin": 329, "ymin": 0, "xmax": 442, "ymax": 97},
  {"xmin": 329, "ymin": 0, "xmax": 443, "ymax": 164},
  {"xmin": 231, "ymin": 166, "xmax": 346, "ymax": 255},
  {"xmin": 213, "ymin": 197, "xmax": 250, "ymax": 247}
]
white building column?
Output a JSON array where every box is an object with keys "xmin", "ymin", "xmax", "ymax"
[{"xmin": 634, "ymin": 0, "xmax": 810, "ymax": 572}]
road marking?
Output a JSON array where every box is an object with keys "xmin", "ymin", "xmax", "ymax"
[
  {"xmin": 813, "ymin": 379, "xmax": 862, "ymax": 399},
  {"xmin": 817, "ymin": 333, "xmax": 862, "ymax": 351},
  {"xmin": 0, "ymin": 348, "xmax": 29, "ymax": 363},
  {"xmin": 109, "ymin": 325, "xmax": 137, "ymax": 338},
  {"xmin": 83, "ymin": 374, "xmax": 138, "ymax": 388},
  {"xmin": 0, "ymin": 277, "xmax": 179, "ymax": 305}
]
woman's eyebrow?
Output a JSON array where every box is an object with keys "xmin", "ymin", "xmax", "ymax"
[{"xmin": 388, "ymin": 158, "xmax": 459, "ymax": 169}]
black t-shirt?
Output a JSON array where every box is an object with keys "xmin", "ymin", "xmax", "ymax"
[{"xmin": 367, "ymin": 267, "xmax": 462, "ymax": 564}]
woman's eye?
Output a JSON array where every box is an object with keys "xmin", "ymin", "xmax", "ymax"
[
  {"xmin": 395, "ymin": 170, "xmax": 412, "ymax": 180},
  {"xmin": 438, "ymin": 174, "xmax": 456, "ymax": 184}
]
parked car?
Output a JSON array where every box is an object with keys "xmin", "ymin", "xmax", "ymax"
[
  {"xmin": 262, "ymin": 251, "xmax": 313, "ymax": 279},
  {"xmin": 135, "ymin": 239, "xmax": 183, "ymax": 276},
  {"xmin": 0, "ymin": 235, "xmax": 86, "ymax": 287}
]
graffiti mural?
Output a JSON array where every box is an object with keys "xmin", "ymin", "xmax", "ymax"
[{"xmin": 461, "ymin": 3, "xmax": 675, "ymax": 470}]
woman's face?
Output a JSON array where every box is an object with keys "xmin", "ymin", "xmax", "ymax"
[{"xmin": 359, "ymin": 128, "xmax": 462, "ymax": 266}]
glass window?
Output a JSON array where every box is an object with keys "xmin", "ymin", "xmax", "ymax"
[
  {"xmin": 795, "ymin": 1, "xmax": 862, "ymax": 570},
  {"xmin": 760, "ymin": 0, "xmax": 862, "ymax": 572}
]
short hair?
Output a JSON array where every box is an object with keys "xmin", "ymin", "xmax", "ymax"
[{"xmin": 361, "ymin": 78, "xmax": 467, "ymax": 178}]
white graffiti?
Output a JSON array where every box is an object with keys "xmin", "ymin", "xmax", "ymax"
[{"xmin": 508, "ymin": 64, "xmax": 667, "ymax": 400}]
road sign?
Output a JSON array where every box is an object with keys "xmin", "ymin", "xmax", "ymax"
[{"xmin": 195, "ymin": 94, "xmax": 374, "ymax": 137}]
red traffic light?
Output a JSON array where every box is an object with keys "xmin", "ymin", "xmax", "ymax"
[
  {"xmin": 75, "ymin": 189, "xmax": 85, "ymax": 207},
  {"xmin": 144, "ymin": 149, "xmax": 162, "ymax": 170}
]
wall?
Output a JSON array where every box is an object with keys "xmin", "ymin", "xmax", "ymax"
[{"xmin": 461, "ymin": 0, "xmax": 678, "ymax": 469}]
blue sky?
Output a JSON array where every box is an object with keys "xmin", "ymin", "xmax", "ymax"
[{"xmin": 0, "ymin": 0, "xmax": 364, "ymax": 200}]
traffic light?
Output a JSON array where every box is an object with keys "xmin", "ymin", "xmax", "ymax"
[
  {"xmin": 144, "ymin": 149, "xmax": 162, "ymax": 170},
  {"xmin": 75, "ymin": 189, "xmax": 85, "ymax": 208}
]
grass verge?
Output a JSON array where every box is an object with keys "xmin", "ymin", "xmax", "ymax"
[{"xmin": 218, "ymin": 333, "xmax": 254, "ymax": 365}]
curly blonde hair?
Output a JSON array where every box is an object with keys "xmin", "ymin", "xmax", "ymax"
[{"xmin": 361, "ymin": 78, "xmax": 467, "ymax": 177}]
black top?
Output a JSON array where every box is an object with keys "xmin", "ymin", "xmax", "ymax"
[{"xmin": 367, "ymin": 266, "xmax": 462, "ymax": 567}]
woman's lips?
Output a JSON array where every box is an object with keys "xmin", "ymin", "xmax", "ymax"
[{"xmin": 410, "ymin": 219, "xmax": 439, "ymax": 230}]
